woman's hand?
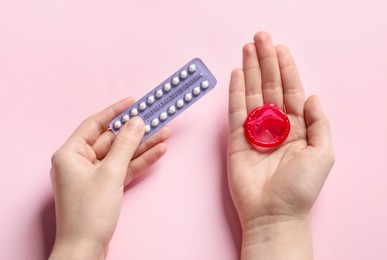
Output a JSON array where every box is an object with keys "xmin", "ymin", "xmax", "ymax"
[
  {"xmin": 227, "ymin": 32, "xmax": 334, "ymax": 259},
  {"xmin": 49, "ymin": 97, "xmax": 169, "ymax": 260}
]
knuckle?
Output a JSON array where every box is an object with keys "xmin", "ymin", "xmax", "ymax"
[
  {"xmin": 51, "ymin": 148, "xmax": 64, "ymax": 166},
  {"xmin": 50, "ymin": 148, "xmax": 68, "ymax": 180}
]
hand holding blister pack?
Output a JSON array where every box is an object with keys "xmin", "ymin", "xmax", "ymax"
[{"xmin": 110, "ymin": 58, "xmax": 217, "ymax": 142}]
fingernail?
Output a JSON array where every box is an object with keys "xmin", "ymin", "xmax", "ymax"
[{"xmin": 126, "ymin": 117, "xmax": 144, "ymax": 133}]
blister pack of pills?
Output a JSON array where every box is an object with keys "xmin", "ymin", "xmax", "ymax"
[{"xmin": 110, "ymin": 58, "xmax": 217, "ymax": 142}]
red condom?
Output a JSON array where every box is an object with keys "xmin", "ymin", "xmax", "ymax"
[{"xmin": 244, "ymin": 103, "xmax": 290, "ymax": 147}]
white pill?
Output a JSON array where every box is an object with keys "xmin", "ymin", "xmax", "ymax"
[
  {"xmin": 122, "ymin": 114, "xmax": 130, "ymax": 123},
  {"xmin": 113, "ymin": 120, "xmax": 122, "ymax": 130},
  {"xmin": 188, "ymin": 64, "xmax": 196, "ymax": 73},
  {"xmin": 151, "ymin": 118, "xmax": 159, "ymax": 127},
  {"xmin": 147, "ymin": 95, "xmax": 155, "ymax": 104},
  {"xmin": 201, "ymin": 80, "xmax": 209, "ymax": 89},
  {"xmin": 193, "ymin": 86, "xmax": 201, "ymax": 96},
  {"xmin": 176, "ymin": 99, "xmax": 184, "ymax": 108},
  {"xmin": 164, "ymin": 83, "xmax": 171, "ymax": 92},
  {"xmin": 139, "ymin": 101, "xmax": 147, "ymax": 111},
  {"xmin": 172, "ymin": 76, "xmax": 179, "ymax": 86},
  {"xmin": 180, "ymin": 70, "xmax": 188, "ymax": 79},
  {"xmin": 144, "ymin": 124, "xmax": 151, "ymax": 133},
  {"xmin": 184, "ymin": 93, "xmax": 192, "ymax": 102},
  {"xmin": 168, "ymin": 106, "xmax": 176, "ymax": 115},
  {"xmin": 130, "ymin": 108, "xmax": 138, "ymax": 116},
  {"xmin": 159, "ymin": 112, "xmax": 167, "ymax": 121},
  {"xmin": 155, "ymin": 89, "xmax": 163, "ymax": 98}
]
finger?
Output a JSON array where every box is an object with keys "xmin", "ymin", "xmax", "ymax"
[
  {"xmin": 254, "ymin": 32, "xmax": 283, "ymax": 109},
  {"xmin": 92, "ymin": 126, "xmax": 170, "ymax": 161},
  {"xmin": 103, "ymin": 117, "xmax": 145, "ymax": 176},
  {"xmin": 304, "ymin": 96, "xmax": 332, "ymax": 150},
  {"xmin": 92, "ymin": 130, "xmax": 115, "ymax": 160},
  {"xmin": 133, "ymin": 126, "xmax": 170, "ymax": 158},
  {"xmin": 229, "ymin": 69, "xmax": 248, "ymax": 133},
  {"xmin": 243, "ymin": 43, "xmax": 263, "ymax": 112},
  {"xmin": 276, "ymin": 45, "xmax": 305, "ymax": 117},
  {"xmin": 69, "ymin": 97, "xmax": 135, "ymax": 145},
  {"xmin": 124, "ymin": 143, "xmax": 167, "ymax": 185}
]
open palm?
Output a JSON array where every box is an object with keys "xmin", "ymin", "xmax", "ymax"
[{"xmin": 227, "ymin": 32, "xmax": 334, "ymax": 228}]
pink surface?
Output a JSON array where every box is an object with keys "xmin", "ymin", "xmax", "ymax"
[{"xmin": 1, "ymin": 0, "xmax": 387, "ymax": 259}]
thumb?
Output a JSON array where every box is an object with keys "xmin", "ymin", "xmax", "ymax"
[
  {"xmin": 104, "ymin": 117, "xmax": 145, "ymax": 174},
  {"xmin": 304, "ymin": 95, "xmax": 332, "ymax": 150}
]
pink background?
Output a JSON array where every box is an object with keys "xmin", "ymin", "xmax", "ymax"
[{"xmin": 1, "ymin": 0, "xmax": 386, "ymax": 259}]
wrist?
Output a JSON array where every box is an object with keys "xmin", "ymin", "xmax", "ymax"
[
  {"xmin": 49, "ymin": 237, "xmax": 106, "ymax": 260},
  {"xmin": 241, "ymin": 215, "xmax": 313, "ymax": 260}
]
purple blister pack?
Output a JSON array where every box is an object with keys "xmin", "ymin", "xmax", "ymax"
[{"xmin": 110, "ymin": 58, "xmax": 217, "ymax": 142}]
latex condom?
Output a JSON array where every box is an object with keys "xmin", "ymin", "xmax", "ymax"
[{"xmin": 244, "ymin": 103, "xmax": 291, "ymax": 148}]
